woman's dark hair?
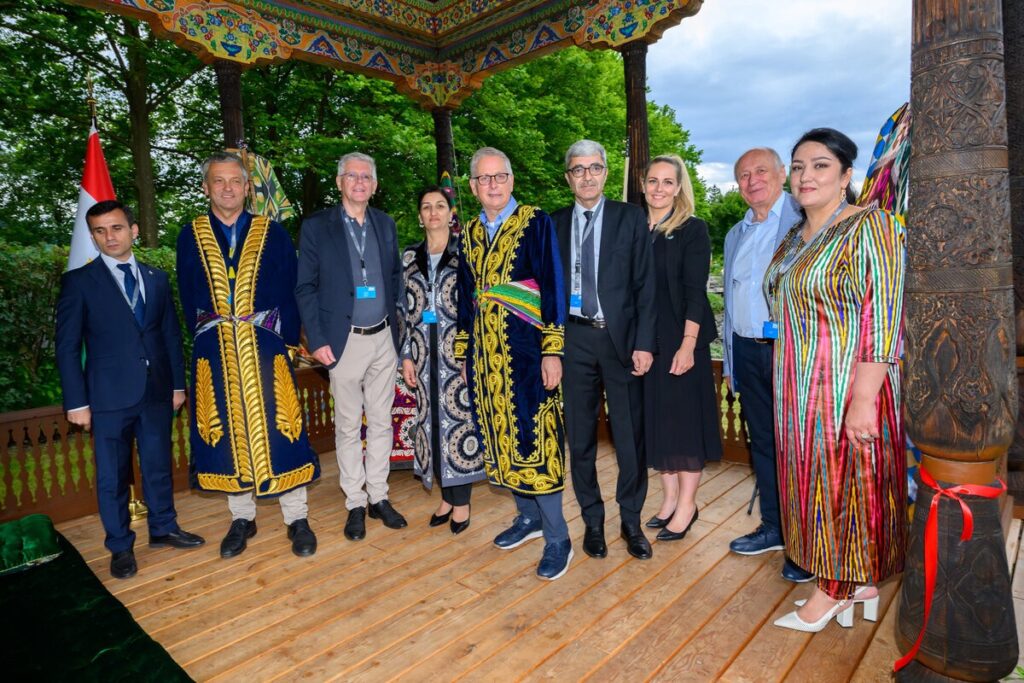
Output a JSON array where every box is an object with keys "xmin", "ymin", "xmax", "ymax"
[
  {"xmin": 791, "ymin": 127, "xmax": 859, "ymax": 204},
  {"xmin": 417, "ymin": 185, "xmax": 454, "ymax": 209}
]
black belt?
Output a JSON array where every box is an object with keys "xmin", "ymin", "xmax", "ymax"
[
  {"xmin": 568, "ymin": 314, "xmax": 607, "ymax": 329},
  {"xmin": 351, "ymin": 317, "xmax": 388, "ymax": 335},
  {"xmin": 749, "ymin": 337, "xmax": 773, "ymax": 345}
]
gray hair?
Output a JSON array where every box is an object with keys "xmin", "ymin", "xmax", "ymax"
[
  {"xmin": 470, "ymin": 147, "xmax": 513, "ymax": 177},
  {"xmin": 564, "ymin": 139, "xmax": 607, "ymax": 170},
  {"xmin": 202, "ymin": 152, "xmax": 248, "ymax": 182},
  {"xmin": 337, "ymin": 152, "xmax": 378, "ymax": 180},
  {"xmin": 733, "ymin": 147, "xmax": 785, "ymax": 180}
]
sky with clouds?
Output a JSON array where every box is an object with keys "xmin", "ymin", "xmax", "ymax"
[{"xmin": 647, "ymin": 0, "xmax": 912, "ymax": 192}]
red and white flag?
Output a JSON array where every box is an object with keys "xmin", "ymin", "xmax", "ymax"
[{"xmin": 67, "ymin": 124, "xmax": 116, "ymax": 271}]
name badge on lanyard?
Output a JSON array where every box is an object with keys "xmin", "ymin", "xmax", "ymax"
[{"xmin": 356, "ymin": 285, "xmax": 377, "ymax": 299}]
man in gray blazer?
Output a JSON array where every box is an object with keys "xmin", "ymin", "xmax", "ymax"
[
  {"xmin": 295, "ymin": 152, "xmax": 407, "ymax": 541},
  {"xmin": 722, "ymin": 147, "xmax": 813, "ymax": 583}
]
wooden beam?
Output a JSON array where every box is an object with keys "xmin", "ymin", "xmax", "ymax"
[
  {"xmin": 213, "ymin": 59, "xmax": 245, "ymax": 149},
  {"xmin": 620, "ymin": 40, "xmax": 650, "ymax": 208},
  {"xmin": 432, "ymin": 107, "xmax": 456, "ymax": 182}
]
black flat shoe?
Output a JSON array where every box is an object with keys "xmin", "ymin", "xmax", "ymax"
[
  {"xmin": 656, "ymin": 507, "xmax": 699, "ymax": 542},
  {"xmin": 429, "ymin": 510, "xmax": 452, "ymax": 527},
  {"xmin": 645, "ymin": 515, "xmax": 670, "ymax": 529}
]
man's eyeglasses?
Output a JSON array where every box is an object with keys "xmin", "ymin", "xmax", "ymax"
[
  {"xmin": 471, "ymin": 172, "xmax": 511, "ymax": 185},
  {"xmin": 567, "ymin": 163, "xmax": 606, "ymax": 178},
  {"xmin": 340, "ymin": 172, "xmax": 374, "ymax": 184}
]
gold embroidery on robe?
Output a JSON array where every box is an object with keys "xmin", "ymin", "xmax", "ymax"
[
  {"xmin": 273, "ymin": 354, "xmax": 304, "ymax": 443},
  {"xmin": 195, "ymin": 358, "xmax": 223, "ymax": 447}
]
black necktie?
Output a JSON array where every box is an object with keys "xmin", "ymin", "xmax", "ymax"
[
  {"xmin": 117, "ymin": 263, "xmax": 145, "ymax": 325},
  {"xmin": 581, "ymin": 210, "xmax": 598, "ymax": 318}
]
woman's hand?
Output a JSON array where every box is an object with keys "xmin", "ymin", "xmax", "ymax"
[
  {"xmin": 401, "ymin": 359, "xmax": 417, "ymax": 388},
  {"xmin": 844, "ymin": 396, "xmax": 878, "ymax": 449},
  {"xmin": 670, "ymin": 343, "xmax": 695, "ymax": 375}
]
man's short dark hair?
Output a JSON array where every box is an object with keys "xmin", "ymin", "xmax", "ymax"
[{"xmin": 86, "ymin": 199, "xmax": 135, "ymax": 227}]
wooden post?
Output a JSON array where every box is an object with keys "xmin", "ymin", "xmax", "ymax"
[
  {"xmin": 898, "ymin": 0, "xmax": 1019, "ymax": 679},
  {"xmin": 432, "ymin": 107, "xmax": 456, "ymax": 181},
  {"xmin": 620, "ymin": 40, "xmax": 649, "ymax": 208},
  {"xmin": 1005, "ymin": 0, "xmax": 1024, "ymax": 496},
  {"xmin": 213, "ymin": 59, "xmax": 245, "ymax": 148}
]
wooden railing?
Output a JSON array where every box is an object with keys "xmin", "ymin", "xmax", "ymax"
[{"xmin": 0, "ymin": 362, "xmax": 749, "ymax": 524}]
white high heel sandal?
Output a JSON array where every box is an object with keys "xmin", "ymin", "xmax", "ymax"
[
  {"xmin": 794, "ymin": 586, "xmax": 879, "ymax": 622},
  {"xmin": 773, "ymin": 599, "xmax": 854, "ymax": 632}
]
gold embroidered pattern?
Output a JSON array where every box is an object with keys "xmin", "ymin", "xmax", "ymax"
[
  {"xmin": 195, "ymin": 358, "xmax": 223, "ymax": 447},
  {"xmin": 541, "ymin": 322, "xmax": 564, "ymax": 356},
  {"xmin": 197, "ymin": 473, "xmax": 245, "ymax": 492},
  {"xmin": 273, "ymin": 354, "xmax": 304, "ymax": 443},
  {"xmin": 264, "ymin": 463, "xmax": 317, "ymax": 494}
]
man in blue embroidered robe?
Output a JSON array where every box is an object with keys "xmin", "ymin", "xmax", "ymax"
[
  {"xmin": 177, "ymin": 152, "xmax": 320, "ymax": 559},
  {"xmin": 455, "ymin": 147, "xmax": 572, "ymax": 580}
]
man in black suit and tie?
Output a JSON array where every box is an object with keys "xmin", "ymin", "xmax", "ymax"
[
  {"xmin": 56, "ymin": 200, "xmax": 204, "ymax": 579},
  {"xmin": 295, "ymin": 152, "xmax": 407, "ymax": 541},
  {"xmin": 553, "ymin": 139, "xmax": 656, "ymax": 561}
]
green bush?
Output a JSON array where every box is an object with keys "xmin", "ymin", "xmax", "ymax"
[{"xmin": 0, "ymin": 241, "xmax": 187, "ymax": 412}]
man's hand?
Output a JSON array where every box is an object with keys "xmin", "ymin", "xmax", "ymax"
[
  {"xmin": 173, "ymin": 390, "xmax": 187, "ymax": 411},
  {"xmin": 311, "ymin": 344, "xmax": 336, "ymax": 366},
  {"xmin": 541, "ymin": 356, "xmax": 562, "ymax": 390},
  {"xmin": 402, "ymin": 359, "xmax": 418, "ymax": 388},
  {"xmin": 67, "ymin": 407, "xmax": 91, "ymax": 432},
  {"xmin": 631, "ymin": 350, "xmax": 653, "ymax": 377}
]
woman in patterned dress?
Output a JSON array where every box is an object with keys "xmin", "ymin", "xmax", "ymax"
[
  {"xmin": 765, "ymin": 129, "xmax": 906, "ymax": 632},
  {"xmin": 401, "ymin": 187, "xmax": 485, "ymax": 534}
]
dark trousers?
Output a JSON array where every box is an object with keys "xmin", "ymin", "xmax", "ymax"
[
  {"xmin": 564, "ymin": 323, "xmax": 647, "ymax": 527},
  {"xmin": 428, "ymin": 324, "xmax": 472, "ymax": 507},
  {"xmin": 732, "ymin": 334, "xmax": 780, "ymax": 532},
  {"xmin": 91, "ymin": 376, "xmax": 178, "ymax": 553}
]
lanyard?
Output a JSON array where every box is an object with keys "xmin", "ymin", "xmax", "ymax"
[
  {"xmin": 426, "ymin": 252, "xmax": 443, "ymax": 311},
  {"xmin": 345, "ymin": 214, "xmax": 370, "ymax": 285},
  {"xmin": 572, "ymin": 200, "xmax": 604, "ymax": 293},
  {"xmin": 115, "ymin": 264, "xmax": 141, "ymax": 312},
  {"xmin": 768, "ymin": 201, "xmax": 848, "ymax": 309}
]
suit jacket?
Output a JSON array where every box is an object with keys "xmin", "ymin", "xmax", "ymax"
[
  {"xmin": 552, "ymin": 198, "xmax": 656, "ymax": 366},
  {"xmin": 657, "ymin": 216, "xmax": 718, "ymax": 349},
  {"xmin": 55, "ymin": 257, "xmax": 185, "ymax": 413},
  {"xmin": 721, "ymin": 192, "xmax": 802, "ymax": 386},
  {"xmin": 295, "ymin": 205, "xmax": 403, "ymax": 367}
]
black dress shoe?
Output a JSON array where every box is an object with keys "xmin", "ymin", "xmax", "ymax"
[
  {"xmin": 368, "ymin": 499, "xmax": 408, "ymax": 529},
  {"xmin": 149, "ymin": 528, "xmax": 206, "ymax": 549},
  {"xmin": 620, "ymin": 523, "xmax": 653, "ymax": 560},
  {"xmin": 287, "ymin": 519, "xmax": 317, "ymax": 557},
  {"xmin": 582, "ymin": 524, "xmax": 607, "ymax": 558},
  {"xmin": 645, "ymin": 515, "xmax": 670, "ymax": 529},
  {"xmin": 429, "ymin": 509, "xmax": 452, "ymax": 527},
  {"xmin": 450, "ymin": 518, "xmax": 471, "ymax": 535},
  {"xmin": 110, "ymin": 550, "xmax": 137, "ymax": 579},
  {"xmin": 657, "ymin": 507, "xmax": 699, "ymax": 542},
  {"xmin": 220, "ymin": 519, "xmax": 257, "ymax": 558},
  {"xmin": 345, "ymin": 507, "xmax": 367, "ymax": 540}
]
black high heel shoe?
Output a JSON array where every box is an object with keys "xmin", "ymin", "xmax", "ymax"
[
  {"xmin": 645, "ymin": 515, "xmax": 670, "ymax": 529},
  {"xmin": 656, "ymin": 507, "xmax": 699, "ymax": 541},
  {"xmin": 450, "ymin": 505, "xmax": 471, "ymax": 535},
  {"xmin": 429, "ymin": 509, "xmax": 452, "ymax": 527}
]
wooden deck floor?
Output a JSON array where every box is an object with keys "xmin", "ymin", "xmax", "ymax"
[{"xmin": 56, "ymin": 444, "xmax": 924, "ymax": 682}]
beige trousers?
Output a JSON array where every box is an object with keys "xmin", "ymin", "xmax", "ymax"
[
  {"xmin": 227, "ymin": 486, "xmax": 308, "ymax": 525},
  {"xmin": 328, "ymin": 327, "xmax": 398, "ymax": 510}
]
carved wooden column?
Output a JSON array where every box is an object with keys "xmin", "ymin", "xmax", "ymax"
[
  {"xmin": 620, "ymin": 40, "xmax": 650, "ymax": 207},
  {"xmin": 432, "ymin": 107, "xmax": 456, "ymax": 181},
  {"xmin": 213, "ymin": 59, "xmax": 245, "ymax": 148},
  {"xmin": 1004, "ymin": 0, "xmax": 1024, "ymax": 494},
  {"xmin": 898, "ymin": 0, "xmax": 1018, "ymax": 679}
]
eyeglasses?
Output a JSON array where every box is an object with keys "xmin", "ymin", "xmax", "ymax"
[
  {"xmin": 567, "ymin": 163, "xmax": 606, "ymax": 178},
  {"xmin": 471, "ymin": 172, "xmax": 511, "ymax": 185},
  {"xmin": 340, "ymin": 172, "xmax": 374, "ymax": 184}
]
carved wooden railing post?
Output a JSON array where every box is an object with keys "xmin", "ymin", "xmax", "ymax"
[{"xmin": 898, "ymin": 0, "xmax": 1019, "ymax": 679}]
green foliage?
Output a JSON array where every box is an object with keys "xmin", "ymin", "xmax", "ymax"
[{"xmin": 699, "ymin": 186, "xmax": 749, "ymax": 257}]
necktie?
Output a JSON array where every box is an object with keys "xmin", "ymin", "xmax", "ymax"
[
  {"xmin": 117, "ymin": 263, "xmax": 146, "ymax": 325},
  {"xmin": 581, "ymin": 210, "xmax": 597, "ymax": 318}
]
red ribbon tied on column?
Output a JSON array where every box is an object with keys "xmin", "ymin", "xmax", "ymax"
[{"xmin": 893, "ymin": 466, "xmax": 1006, "ymax": 672}]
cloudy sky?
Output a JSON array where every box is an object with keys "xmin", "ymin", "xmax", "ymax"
[{"xmin": 648, "ymin": 0, "xmax": 912, "ymax": 191}]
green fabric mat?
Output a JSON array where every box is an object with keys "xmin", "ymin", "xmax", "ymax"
[
  {"xmin": 0, "ymin": 513, "xmax": 62, "ymax": 576},
  {"xmin": 0, "ymin": 528, "xmax": 192, "ymax": 682}
]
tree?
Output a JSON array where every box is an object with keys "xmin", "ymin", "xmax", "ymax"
[{"xmin": 699, "ymin": 186, "xmax": 749, "ymax": 257}]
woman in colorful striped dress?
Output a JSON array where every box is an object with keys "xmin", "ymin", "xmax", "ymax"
[{"xmin": 764, "ymin": 128, "xmax": 906, "ymax": 632}]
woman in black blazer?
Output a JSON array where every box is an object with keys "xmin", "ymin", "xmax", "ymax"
[{"xmin": 642, "ymin": 154, "xmax": 722, "ymax": 541}]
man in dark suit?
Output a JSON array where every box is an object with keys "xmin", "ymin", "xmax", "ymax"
[
  {"xmin": 56, "ymin": 200, "xmax": 204, "ymax": 579},
  {"xmin": 553, "ymin": 139, "xmax": 656, "ymax": 561},
  {"xmin": 295, "ymin": 152, "xmax": 407, "ymax": 541}
]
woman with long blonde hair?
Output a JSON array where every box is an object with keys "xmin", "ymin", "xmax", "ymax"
[{"xmin": 642, "ymin": 154, "xmax": 722, "ymax": 541}]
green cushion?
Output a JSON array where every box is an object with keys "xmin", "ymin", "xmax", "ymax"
[{"xmin": 0, "ymin": 513, "xmax": 62, "ymax": 576}]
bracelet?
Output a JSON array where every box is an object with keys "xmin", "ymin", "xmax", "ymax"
[{"xmin": 683, "ymin": 334, "xmax": 697, "ymax": 340}]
